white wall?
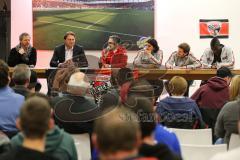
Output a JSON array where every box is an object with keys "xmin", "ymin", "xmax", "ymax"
[
  {"xmin": 11, "ymin": 0, "xmax": 32, "ymax": 47},
  {"xmin": 11, "ymin": 0, "xmax": 240, "ymax": 67},
  {"xmin": 155, "ymin": 0, "xmax": 240, "ymax": 67}
]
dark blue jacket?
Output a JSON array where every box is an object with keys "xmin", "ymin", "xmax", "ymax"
[{"xmin": 156, "ymin": 96, "xmax": 206, "ymax": 129}]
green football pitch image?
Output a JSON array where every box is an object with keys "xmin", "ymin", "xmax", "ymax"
[{"xmin": 33, "ymin": 9, "xmax": 154, "ymax": 50}]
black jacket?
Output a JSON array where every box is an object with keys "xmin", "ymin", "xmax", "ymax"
[
  {"xmin": 50, "ymin": 44, "xmax": 88, "ymax": 67},
  {"xmin": 7, "ymin": 47, "xmax": 37, "ymax": 67},
  {"xmin": 0, "ymin": 146, "xmax": 57, "ymax": 160},
  {"xmin": 12, "ymin": 85, "xmax": 30, "ymax": 99},
  {"xmin": 139, "ymin": 143, "xmax": 182, "ymax": 160},
  {"xmin": 51, "ymin": 94, "xmax": 96, "ymax": 134}
]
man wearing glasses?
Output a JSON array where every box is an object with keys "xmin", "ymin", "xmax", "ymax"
[{"xmin": 99, "ymin": 35, "xmax": 128, "ymax": 68}]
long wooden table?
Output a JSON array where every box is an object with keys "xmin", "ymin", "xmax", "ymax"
[{"xmin": 9, "ymin": 68, "xmax": 240, "ymax": 80}]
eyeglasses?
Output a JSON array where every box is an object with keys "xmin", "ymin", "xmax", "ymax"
[
  {"xmin": 145, "ymin": 44, "xmax": 152, "ymax": 48},
  {"xmin": 108, "ymin": 42, "xmax": 115, "ymax": 45}
]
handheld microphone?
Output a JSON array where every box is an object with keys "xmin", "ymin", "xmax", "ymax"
[{"xmin": 104, "ymin": 46, "xmax": 110, "ymax": 58}]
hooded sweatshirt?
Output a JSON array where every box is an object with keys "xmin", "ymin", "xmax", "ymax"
[
  {"xmin": 191, "ymin": 76, "xmax": 229, "ymax": 109},
  {"xmin": 11, "ymin": 126, "xmax": 77, "ymax": 160},
  {"xmin": 157, "ymin": 96, "xmax": 206, "ymax": 129}
]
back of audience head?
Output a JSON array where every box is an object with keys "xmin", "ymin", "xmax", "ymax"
[
  {"xmin": 12, "ymin": 64, "xmax": 31, "ymax": 86},
  {"xmin": 230, "ymin": 75, "xmax": 240, "ymax": 101},
  {"xmin": 0, "ymin": 60, "xmax": 9, "ymax": 89},
  {"xmin": 128, "ymin": 80, "xmax": 155, "ymax": 104},
  {"xmin": 52, "ymin": 67, "xmax": 79, "ymax": 92},
  {"xmin": 168, "ymin": 76, "xmax": 187, "ymax": 96},
  {"xmin": 93, "ymin": 107, "xmax": 141, "ymax": 159},
  {"xmin": 124, "ymin": 97, "xmax": 156, "ymax": 139},
  {"xmin": 67, "ymin": 71, "xmax": 90, "ymax": 96},
  {"xmin": 117, "ymin": 67, "xmax": 134, "ymax": 86},
  {"xmin": 16, "ymin": 97, "xmax": 51, "ymax": 139},
  {"xmin": 147, "ymin": 79, "xmax": 164, "ymax": 103},
  {"xmin": 216, "ymin": 66, "xmax": 233, "ymax": 85}
]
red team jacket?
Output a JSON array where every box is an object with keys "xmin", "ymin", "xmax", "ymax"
[{"xmin": 101, "ymin": 45, "xmax": 128, "ymax": 68}]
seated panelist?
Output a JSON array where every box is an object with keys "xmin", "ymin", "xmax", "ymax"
[
  {"xmin": 99, "ymin": 35, "xmax": 127, "ymax": 68},
  {"xmin": 50, "ymin": 31, "xmax": 88, "ymax": 68},
  {"xmin": 165, "ymin": 43, "xmax": 201, "ymax": 69},
  {"xmin": 133, "ymin": 38, "xmax": 163, "ymax": 68},
  {"xmin": 200, "ymin": 37, "xmax": 234, "ymax": 69},
  {"xmin": 8, "ymin": 33, "xmax": 37, "ymax": 68}
]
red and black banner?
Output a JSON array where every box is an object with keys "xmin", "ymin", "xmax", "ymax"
[{"xmin": 199, "ymin": 19, "xmax": 229, "ymax": 38}]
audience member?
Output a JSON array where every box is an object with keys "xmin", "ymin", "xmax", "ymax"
[
  {"xmin": 124, "ymin": 97, "xmax": 181, "ymax": 160},
  {"xmin": 0, "ymin": 97, "xmax": 57, "ymax": 160},
  {"xmin": 51, "ymin": 67, "xmax": 79, "ymax": 95},
  {"xmin": 191, "ymin": 67, "xmax": 232, "ymax": 132},
  {"xmin": 51, "ymin": 71, "xmax": 96, "ymax": 134},
  {"xmin": 211, "ymin": 109, "xmax": 240, "ymax": 160},
  {"xmin": 99, "ymin": 35, "xmax": 127, "ymax": 68},
  {"xmin": 11, "ymin": 94, "xmax": 78, "ymax": 160},
  {"xmin": 8, "ymin": 33, "xmax": 37, "ymax": 67},
  {"xmin": 215, "ymin": 75, "xmax": 240, "ymax": 144},
  {"xmin": 0, "ymin": 60, "xmax": 24, "ymax": 138},
  {"xmin": 0, "ymin": 132, "xmax": 10, "ymax": 154},
  {"xmin": 92, "ymin": 107, "xmax": 157, "ymax": 160},
  {"xmin": 201, "ymin": 37, "xmax": 234, "ymax": 69},
  {"xmin": 50, "ymin": 31, "xmax": 88, "ymax": 68},
  {"xmin": 117, "ymin": 67, "xmax": 134, "ymax": 103},
  {"xmin": 126, "ymin": 79, "xmax": 181, "ymax": 155},
  {"xmin": 11, "ymin": 64, "xmax": 31, "ymax": 98},
  {"xmin": 134, "ymin": 38, "xmax": 163, "ymax": 68},
  {"xmin": 157, "ymin": 76, "xmax": 206, "ymax": 129}
]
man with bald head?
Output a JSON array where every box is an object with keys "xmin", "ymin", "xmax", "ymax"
[{"xmin": 51, "ymin": 71, "xmax": 96, "ymax": 134}]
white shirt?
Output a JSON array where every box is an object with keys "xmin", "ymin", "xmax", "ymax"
[
  {"xmin": 210, "ymin": 147, "xmax": 240, "ymax": 160},
  {"xmin": 65, "ymin": 46, "xmax": 73, "ymax": 61}
]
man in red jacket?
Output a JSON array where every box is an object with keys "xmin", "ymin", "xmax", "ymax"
[
  {"xmin": 191, "ymin": 67, "xmax": 232, "ymax": 109},
  {"xmin": 100, "ymin": 35, "xmax": 128, "ymax": 68}
]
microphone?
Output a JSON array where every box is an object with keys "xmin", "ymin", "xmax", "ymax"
[{"xmin": 104, "ymin": 46, "xmax": 110, "ymax": 58}]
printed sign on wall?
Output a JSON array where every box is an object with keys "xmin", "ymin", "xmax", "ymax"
[{"xmin": 200, "ymin": 19, "xmax": 229, "ymax": 38}]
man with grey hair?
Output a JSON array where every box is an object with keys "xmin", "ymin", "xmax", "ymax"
[
  {"xmin": 8, "ymin": 32, "xmax": 37, "ymax": 67},
  {"xmin": 12, "ymin": 64, "xmax": 31, "ymax": 98},
  {"xmin": 52, "ymin": 71, "xmax": 96, "ymax": 134}
]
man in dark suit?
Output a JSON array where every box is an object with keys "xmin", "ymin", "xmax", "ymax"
[{"xmin": 50, "ymin": 31, "xmax": 88, "ymax": 68}]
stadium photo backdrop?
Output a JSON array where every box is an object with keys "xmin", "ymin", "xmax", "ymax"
[{"xmin": 33, "ymin": 0, "xmax": 154, "ymax": 50}]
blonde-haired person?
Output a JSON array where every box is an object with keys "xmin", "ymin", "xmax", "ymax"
[
  {"xmin": 215, "ymin": 75, "xmax": 240, "ymax": 144},
  {"xmin": 156, "ymin": 76, "xmax": 206, "ymax": 129}
]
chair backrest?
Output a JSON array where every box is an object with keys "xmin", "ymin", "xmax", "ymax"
[
  {"xmin": 229, "ymin": 133, "xmax": 240, "ymax": 150},
  {"xmin": 170, "ymin": 128, "xmax": 212, "ymax": 145},
  {"xmin": 181, "ymin": 144, "xmax": 227, "ymax": 160},
  {"xmin": 71, "ymin": 133, "xmax": 91, "ymax": 160},
  {"xmin": 86, "ymin": 55, "xmax": 100, "ymax": 69}
]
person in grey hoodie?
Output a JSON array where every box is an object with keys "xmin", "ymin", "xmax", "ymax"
[{"xmin": 215, "ymin": 75, "xmax": 240, "ymax": 144}]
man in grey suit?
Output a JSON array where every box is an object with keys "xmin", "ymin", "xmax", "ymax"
[{"xmin": 50, "ymin": 31, "xmax": 88, "ymax": 68}]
